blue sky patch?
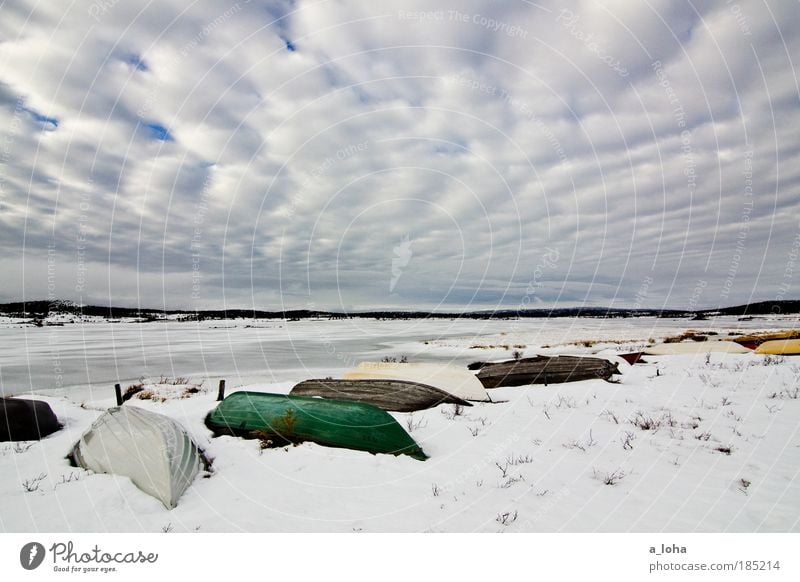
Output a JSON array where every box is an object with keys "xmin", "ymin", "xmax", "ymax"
[
  {"xmin": 23, "ymin": 107, "xmax": 59, "ymax": 130},
  {"xmin": 143, "ymin": 122, "xmax": 173, "ymax": 141},
  {"xmin": 122, "ymin": 53, "xmax": 149, "ymax": 71}
]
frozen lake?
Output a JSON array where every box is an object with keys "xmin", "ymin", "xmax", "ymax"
[
  {"xmin": 0, "ymin": 316, "xmax": 795, "ymax": 396},
  {"xmin": 2, "ymin": 314, "xmax": 799, "ymax": 533}
]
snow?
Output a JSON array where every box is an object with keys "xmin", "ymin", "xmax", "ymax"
[{"xmin": 1, "ymin": 317, "xmax": 798, "ymax": 532}]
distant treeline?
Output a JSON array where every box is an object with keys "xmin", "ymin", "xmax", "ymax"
[{"xmin": 1, "ymin": 299, "xmax": 798, "ymax": 321}]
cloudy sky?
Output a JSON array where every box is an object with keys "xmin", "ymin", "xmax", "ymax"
[{"xmin": 0, "ymin": 0, "xmax": 797, "ymax": 311}]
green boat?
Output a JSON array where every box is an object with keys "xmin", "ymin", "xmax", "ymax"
[{"xmin": 205, "ymin": 391, "xmax": 427, "ymax": 461}]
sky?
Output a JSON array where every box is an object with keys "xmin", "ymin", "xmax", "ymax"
[{"xmin": 0, "ymin": 0, "xmax": 798, "ymax": 312}]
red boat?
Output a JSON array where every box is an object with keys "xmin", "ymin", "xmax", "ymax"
[{"xmin": 618, "ymin": 352, "xmax": 646, "ymax": 365}]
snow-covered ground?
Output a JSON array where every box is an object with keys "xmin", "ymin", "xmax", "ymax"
[{"xmin": 1, "ymin": 316, "xmax": 798, "ymax": 532}]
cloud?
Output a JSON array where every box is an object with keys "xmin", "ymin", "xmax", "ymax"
[{"xmin": 0, "ymin": 0, "xmax": 797, "ymax": 310}]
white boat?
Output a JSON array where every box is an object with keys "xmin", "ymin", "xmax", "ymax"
[
  {"xmin": 643, "ymin": 341, "xmax": 752, "ymax": 355},
  {"xmin": 71, "ymin": 406, "xmax": 205, "ymax": 509},
  {"xmin": 344, "ymin": 362, "xmax": 491, "ymax": 402}
]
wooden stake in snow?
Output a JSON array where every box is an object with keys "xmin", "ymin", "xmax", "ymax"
[
  {"xmin": 217, "ymin": 379, "xmax": 226, "ymax": 401},
  {"xmin": 114, "ymin": 383, "xmax": 123, "ymax": 406}
]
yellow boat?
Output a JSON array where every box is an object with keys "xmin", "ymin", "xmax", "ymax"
[{"xmin": 754, "ymin": 339, "xmax": 800, "ymax": 355}]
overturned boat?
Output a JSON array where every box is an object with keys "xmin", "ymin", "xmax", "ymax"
[
  {"xmin": 290, "ymin": 378, "xmax": 472, "ymax": 412},
  {"xmin": 71, "ymin": 406, "xmax": 206, "ymax": 509},
  {"xmin": 1, "ymin": 396, "xmax": 61, "ymax": 441},
  {"xmin": 206, "ymin": 391, "xmax": 427, "ymax": 460},
  {"xmin": 344, "ymin": 362, "xmax": 491, "ymax": 402},
  {"xmin": 755, "ymin": 339, "xmax": 800, "ymax": 355},
  {"xmin": 475, "ymin": 355, "xmax": 621, "ymax": 388}
]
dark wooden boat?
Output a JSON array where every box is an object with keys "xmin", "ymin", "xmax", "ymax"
[
  {"xmin": 290, "ymin": 378, "xmax": 472, "ymax": 412},
  {"xmin": 475, "ymin": 355, "xmax": 620, "ymax": 388},
  {"xmin": 1, "ymin": 397, "xmax": 61, "ymax": 441}
]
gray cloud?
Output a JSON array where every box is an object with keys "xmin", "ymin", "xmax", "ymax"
[{"xmin": 0, "ymin": 0, "xmax": 797, "ymax": 310}]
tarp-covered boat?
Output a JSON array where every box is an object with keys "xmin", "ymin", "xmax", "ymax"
[
  {"xmin": 643, "ymin": 341, "xmax": 751, "ymax": 355},
  {"xmin": 475, "ymin": 355, "xmax": 620, "ymax": 388},
  {"xmin": 1, "ymin": 397, "xmax": 61, "ymax": 442},
  {"xmin": 291, "ymin": 378, "xmax": 472, "ymax": 412},
  {"xmin": 755, "ymin": 339, "xmax": 800, "ymax": 355},
  {"xmin": 206, "ymin": 391, "xmax": 427, "ymax": 460},
  {"xmin": 71, "ymin": 406, "xmax": 205, "ymax": 509},
  {"xmin": 344, "ymin": 362, "xmax": 491, "ymax": 402}
]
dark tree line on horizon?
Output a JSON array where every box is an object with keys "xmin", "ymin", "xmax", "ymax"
[{"xmin": 1, "ymin": 299, "xmax": 798, "ymax": 322}]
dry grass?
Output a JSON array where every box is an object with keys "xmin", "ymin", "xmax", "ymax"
[
  {"xmin": 135, "ymin": 390, "xmax": 165, "ymax": 402},
  {"xmin": 663, "ymin": 330, "xmax": 708, "ymax": 343},
  {"xmin": 733, "ymin": 330, "xmax": 800, "ymax": 343},
  {"xmin": 469, "ymin": 344, "xmax": 511, "ymax": 350},
  {"xmin": 157, "ymin": 375, "xmax": 192, "ymax": 385},
  {"xmin": 122, "ymin": 383, "xmax": 145, "ymax": 401}
]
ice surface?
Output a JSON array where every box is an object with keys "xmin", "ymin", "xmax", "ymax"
[{"xmin": 1, "ymin": 316, "xmax": 798, "ymax": 532}]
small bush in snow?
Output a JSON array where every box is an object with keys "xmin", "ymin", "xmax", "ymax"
[
  {"xmin": 157, "ymin": 375, "xmax": 191, "ymax": 385},
  {"xmin": 600, "ymin": 409, "xmax": 619, "ymax": 424},
  {"xmin": 563, "ymin": 430, "xmax": 597, "ymax": 452},
  {"xmin": 725, "ymin": 409, "xmax": 742, "ymax": 422},
  {"xmin": 593, "ymin": 468, "xmax": 626, "ymax": 485},
  {"xmin": 681, "ymin": 416, "xmax": 702, "ymax": 429},
  {"xmin": 405, "ymin": 415, "xmax": 427, "ymax": 432},
  {"xmin": 55, "ymin": 472, "xmax": 81, "ymax": 488},
  {"xmin": 781, "ymin": 387, "xmax": 800, "ymax": 399},
  {"xmin": 441, "ymin": 403, "xmax": 465, "ymax": 420},
  {"xmin": 21, "ymin": 473, "xmax": 47, "ymax": 492},
  {"xmin": 496, "ymin": 510, "xmax": 518, "ymax": 526},
  {"xmin": 495, "ymin": 461, "xmax": 509, "ymax": 478},
  {"xmin": 12, "ymin": 442, "xmax": 34, "ymax": 454},
  {"xmin": 553, "ymin": 395, "xmax": 578, "ymax": 409},
  {"xmin": 630, "ymin": 412, "xmax": 661, "ymax": 431},
  {"xmin": 506, "ymin": 453, "xmax": 534, "ymax": 466},
  {"xmin": 499, "ymin": 475, "xmax": 525, "ymax": 489},
  {"xmin": 621, "ymin": 431, "xmax": 636, "ymax": 450},
  {"xmin": 661, "ymin": 411, "xmax": 677, "ymax": 427}
]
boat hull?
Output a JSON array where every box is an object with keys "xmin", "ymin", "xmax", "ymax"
[
  {"xmin": 344, "ymin": 362, "xmax": 490, "ymax": 402},
  {"xmin": 476, "ymin": 356, "xmax": 620, "ymax": 388},
  {"xmin": 71, "ymin": 406, "xmax": 204, "ymax": 509},
  {"xmin": 206, "ymin": 391, "xmax": 427, "ymax": 460},
  {"xmin": 0, "ymin": 397, "xmax": 61, "ymax": 442},
  {"xmin": 291, "ymin": 378, "xmax": 472, "ymax": 412},
  {"xmin": 755, "ymin": 339, "xmax": 800, "ymax": 355}
]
